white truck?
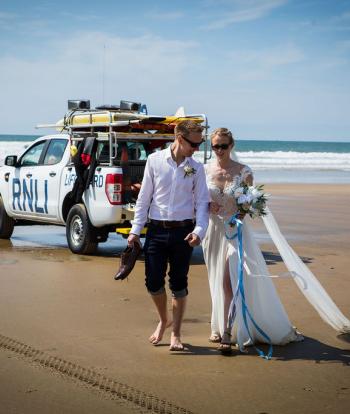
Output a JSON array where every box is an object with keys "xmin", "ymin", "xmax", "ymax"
[{"xmin": 0, "ymin": 100, "xmax": 209, "ymax": 254}]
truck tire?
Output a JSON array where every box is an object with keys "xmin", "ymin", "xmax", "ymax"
[
  {"xmin": 0, "ymin": 195, "xmax": 15, "ymax": 239},
  {"xmin": 66, "ymin": 204, "xmax": 98, "ymax": 255}
]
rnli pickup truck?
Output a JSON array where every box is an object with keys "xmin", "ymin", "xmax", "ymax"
[{"xmin": 0, "ymin": 100, "xmax": 209, "ymax": 254}]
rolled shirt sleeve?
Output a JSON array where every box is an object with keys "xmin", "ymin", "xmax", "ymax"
[
  {"xmin": 192, "ymin": 163, "xmax": 210, "ymax": 241},
  {"xmin": 130, "ymin": 157, "xmax": 154, "ymax": 236}
]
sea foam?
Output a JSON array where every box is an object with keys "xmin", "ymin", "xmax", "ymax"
[{"xmin": 194, "ymin": 151, "xmax": 350, "ymax": 171}]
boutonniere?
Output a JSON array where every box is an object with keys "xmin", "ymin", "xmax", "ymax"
[{"xmin": 184, "ymin": 163, "xmax": 196, "ymax": 178}]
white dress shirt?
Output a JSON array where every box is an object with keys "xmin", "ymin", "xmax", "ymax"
[{"xmin": 130, "ymin": 146, "xmax": 209, "ymax": 241}]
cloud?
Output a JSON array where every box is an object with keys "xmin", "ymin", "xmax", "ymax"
[
  {"xmin": 0, "ymin": 11, "xmax": 16, "ymax": 20},
  {"xmin": 330, "ymin": 10, "xmax": 350, "ymax": 31},
  {"xmin": 58, "ymin": 11, "xmax": 101, "ymax": 22},
  {"xmin": 0, "ymin": 10, "xmax": 17, "ymax": 30},
  {"xmin": 337, "ymin": 39, "xmax": 350, "ymax": 51},
  {"xmin": 203, "ymin": 0, "xmax": 288, "ymax": 30},
  {"xmin": 226, "ymin": 43, "xmax": 304, "ymax": 80},
  {"xmin": 0, "ymin": 31, "xmax": 199, "ymax": 133},
  {"xmin": 52, "ymin": 31, "xmax": 199, "ymax": 76},
  {"xmin": 332, "ymin": 10, "xmax": 350, "ymax": 23},
  {"xmin": 146, "ymin": 11, "xmax": 184, "ymax": 20},
  {"xmin": 296, "ymin": 9, "xmax": 350, "ymax": 34}
]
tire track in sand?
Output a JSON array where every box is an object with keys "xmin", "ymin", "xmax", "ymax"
[{"xmin": 0, "ymin": 333, "xmax": 194, "ymax": 414}]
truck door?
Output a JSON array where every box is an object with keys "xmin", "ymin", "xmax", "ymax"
[
  {"xmin": 9, "ymin": 140, "xmax": 49, "ymax": 220},
  {"xmin": 41, "ymin": 138, "xmax": 68, "ymax": 219}
]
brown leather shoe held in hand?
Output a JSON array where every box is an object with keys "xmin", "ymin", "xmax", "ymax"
[{"xmin": 114, "ymin": 243, "xmax": 142, "ymax": 281}]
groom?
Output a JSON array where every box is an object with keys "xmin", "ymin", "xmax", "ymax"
[{"xmin": 128, "ymin": 120, "xmax": 209, "ymax": 350}]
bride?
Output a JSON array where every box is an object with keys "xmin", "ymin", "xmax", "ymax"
[{"xmin": 202, "ymin": 128, "xmax": 350, "ymax": 356}]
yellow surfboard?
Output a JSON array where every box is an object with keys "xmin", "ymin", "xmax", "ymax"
[{"xmin": 56, "ymin": 112, "xmax": 203, "ymax": 129}]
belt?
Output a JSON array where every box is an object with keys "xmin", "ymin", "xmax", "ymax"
[{"xmin": 149, "ymin": 219, "xmax": 194, "ymax": 229}]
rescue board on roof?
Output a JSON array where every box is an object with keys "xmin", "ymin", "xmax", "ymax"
[
  {"xmin": 36, "ymin": 99, "xmax": 209, "ymax": 138},
  {"xmin": 49, "ymin": 99, "xmax": 204, "ymax": 132},
  {"xmin": 55, "ymin": 113, "xmax": 204, "ymax": 130}
]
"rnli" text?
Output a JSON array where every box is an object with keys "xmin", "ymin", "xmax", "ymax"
[{"xmin": 12, "ymin": 178, "xmax": 48, "ymax": 213}]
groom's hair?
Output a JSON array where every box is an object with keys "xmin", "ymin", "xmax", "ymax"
[
  {"xmin": 210, "ymin": 128, "xmax": 234, "ymax": 145},
  {"xmin": 175, "ymin": 120, "xmax": 203, "ymax": 139}
]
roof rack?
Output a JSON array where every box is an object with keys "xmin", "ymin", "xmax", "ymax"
[
  {"xmin": 37, "ymin": 111, "xmax": 208, "ymax": 130},
  {"xmin": 70, "ymin": 131, "xmax": 176, "ymax": 142},
  {"xmin": 36, "ymin": 107, "xmax": 211, "ymax": 163}
]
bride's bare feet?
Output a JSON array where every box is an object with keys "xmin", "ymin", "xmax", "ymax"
[
  {"xmin": 149, "ymin": 320, "xmax": 172, "ymax": 345},
  {"xmin": 169, "ymin": 333, "xmax": 184, "ymax": 351},
  {"xmin": 209, "ymin": 332, "xmax": 221, "ymax": 343}
]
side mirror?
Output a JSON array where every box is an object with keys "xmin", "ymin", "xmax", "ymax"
[{"xmin": 5, "ymin": 155, "xmax": 18, "ymax": 167}]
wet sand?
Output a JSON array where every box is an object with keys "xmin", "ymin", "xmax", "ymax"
[{"xmin": 0, "ymin": 184, "xmax": 349, "ymax": 413}]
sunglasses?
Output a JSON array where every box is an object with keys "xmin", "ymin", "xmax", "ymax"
[
  {"xmin": 211, "ymin": 144, "xmax": 230, "ymax": 150},
  {"xmin": 181, "ymin": 135, "xmax": 205, "ymax": 148}
]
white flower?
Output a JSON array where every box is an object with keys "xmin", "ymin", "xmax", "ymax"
[
  {"xmin": 183, "ymin": 163, "xmax": 196, "ymax": 178},
  {"xmin": 234, "ymin": 187, "xmax": 245, "ymax": 197},
  {"xmin": 233, "ymin": 182, "xmax": 268, "ymax": 219},
  {"xmin": 237, "ymin": 194, "xmax": 249, "ymax": 204},
  {"xmin": 246, "ymin": 193, "xmax": 254, "ymax": 203},
  {"xmin": 249, "ymin": 187, "xmax": 262, "ymax": 199}
]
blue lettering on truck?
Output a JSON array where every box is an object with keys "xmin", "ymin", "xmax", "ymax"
[
  {"xmin": 93, "ymin": 175, "xmax": 104, "ymax": 187},
  {"xmin": 64, "ymin": 173, "xmax": 76, "ymax": 186},
  {"xmin": 64, "ymin": 173, "xmax": 104, "ymax": 188},
  {"xmin": 12, "ymin": 178, "xmax": 48, "ymax": 214}
]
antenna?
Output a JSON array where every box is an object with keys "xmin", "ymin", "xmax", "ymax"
[{"xmin": 102, "ymin": 44, "xmax": 106, "ymax": 104}]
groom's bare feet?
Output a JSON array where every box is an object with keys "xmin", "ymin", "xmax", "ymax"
[
  {"xmin": 169, "ymin": 333, "xmax": 184, "ymax": 351},
  {"xmin": 149, "ymin": 320, "xmax": 172, "ymax": 345}
]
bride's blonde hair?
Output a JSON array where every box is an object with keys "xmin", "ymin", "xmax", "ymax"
[{"xmin": 210, "ymin": 128, "xmax": 234, "ymax": 146}]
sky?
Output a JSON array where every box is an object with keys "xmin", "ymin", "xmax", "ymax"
[{"xmin": 0, "ymin": 0, "xmax": 349, "ymax": 141}]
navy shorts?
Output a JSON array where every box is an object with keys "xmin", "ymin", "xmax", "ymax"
[{"xmin": 143, "ymin": 223, "xmax": 194, "ymax": 298}]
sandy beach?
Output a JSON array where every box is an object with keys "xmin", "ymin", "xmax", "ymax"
[{"xmin": 0, "ymin": 183, "xmax": 349, "ymax": 414}]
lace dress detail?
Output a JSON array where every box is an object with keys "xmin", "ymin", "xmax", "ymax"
[{"xmin": 205, "ymin": 164, "xmax": 252, "ymax": 219}]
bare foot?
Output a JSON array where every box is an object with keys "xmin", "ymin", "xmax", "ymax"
[
  {"xmin": 169, "ymin": 333, "xmax": 184, "ymax": 351},
  {"xmin": 149, "ymin": 320, "xmax": 172, "ymax": 345},
  {"xmin": 209, "ymin": 332, "xmax": 221, "ymax": 343}
]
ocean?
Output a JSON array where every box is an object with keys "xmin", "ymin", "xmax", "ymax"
[{"xmin": 0, "ymin": 134, "xmax": 349, "ymax": 184}]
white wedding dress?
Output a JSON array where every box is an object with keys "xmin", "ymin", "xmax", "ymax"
[{"xmin": 202, "ymin": 161, "xmax": 350, "ymax": 352}]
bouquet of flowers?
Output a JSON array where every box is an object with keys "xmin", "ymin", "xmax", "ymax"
[{"xmin": 233, "ymin": 183, "xmax": 268, "ymax": 219}]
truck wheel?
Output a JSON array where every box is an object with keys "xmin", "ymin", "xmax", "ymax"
[
  {"xmin": 66, "ymin": 204, "xmax": 97, "ymax": 255},
  {"xmin": 0, "ymin": 195, "xmax": 15, "ymax": 239}
]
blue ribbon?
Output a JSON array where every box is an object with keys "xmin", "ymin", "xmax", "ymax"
[{"xmin": 225, "ymin": 213, "xmax": 273, "ymax": 360}]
